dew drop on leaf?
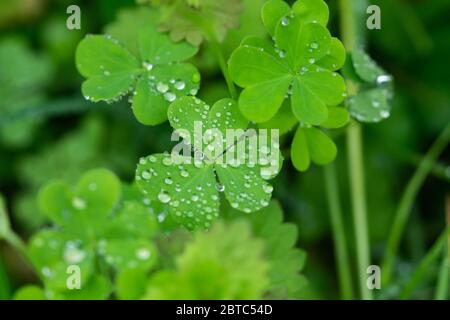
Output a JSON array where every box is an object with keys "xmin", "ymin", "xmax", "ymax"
[
  {"xmin": 164, "ymin": 92, "xmax": 177, "ymax": 102},
  {"xmin": 158, "ymin": 190, "xmax": 171, "ymax": 203}
]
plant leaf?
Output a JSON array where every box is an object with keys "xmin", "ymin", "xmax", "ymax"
[
  {"xmin": 292, "ymin": 0, "xmax": 329, "ymax": 26},
  {"xmin": 28, "ymin": 230, "xmax": 95, "ymax": 291},
  {"xmin": 348, "ymin": 88, "xmax": 391, "ymax": 123},
  {"xmin": 351, "ymin": 48, "xmax": 386, "ymax": 83},
  {"xmin": 275, "ymin": 17, "xmax": 331, "ymax": 70},
  {"xmin": 136, "ymin": 154, "xmax": 219, "ymax": 230},
  {"xmin": 316, "ymin": 37, "xmax": 346, "ymax": 71},
  {"xmin": 132, "ymin": 63, "xmax": 200, "ymax": 125},
  {"xmin": 138, "ymin": 27, "xmax": 198, "ymax": 65},
  {"xmin": 215, "ymin": 164, "xmax": 273, "ymax": 213},
  {"xmin": 116, "ymin": 268, "xmax": 147, "ymax": 300},
  {"xmin": 239, "ymin": 76, "xmax": 293, "ymax": 122},
  {"xmin": 100, "ymin": 239, "xmax": 158, "ymax": 272},
  {"xmin": 291, "ymin": 126, "xmax": 310, "ymax": 172},
  {"xmin": 228, "ymin": 45, "xmax": 291, "ymax": 87},
  {"xmin": 76, "ymin": 35, "xmax": 140, "ymax": 102},
  {"xmin": 261, "ymin": 0, "xmax": 291, "ymax": 36},
  {"xmin": 305, "ymin": 127, "xmax": 337, "ymax": 165},
  {"xmin": 321, "ymin": 106, "xmax": 350, "ymax": 129}
]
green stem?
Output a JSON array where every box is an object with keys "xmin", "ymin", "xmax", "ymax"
[
  {"xmin": 339, "ymin": 0, "xmax": 372, "ymax": 300},
  {"xmin": 0, "ymin": 196, "xmax": 35, "ymax": 275},
  {"xmin": 399, "ymin": 228, "xmax": 450, "ymax": 300},
  {"xmin": 435, "ymin": 252, "xmax": 449, "ymax": 300},
  {"xmin": 324, "ymin": 164, "xmax": 354, "ymax": 299},
  {"xmin": 211, "ymin": 42, "xmax": 237, "ymax": 99},
  {"xmin": 382, "ymin": 123, "xmax": 450, "ymax": 285},
  {"xmin": 346, "ymin": 121, "xmax": 372, "ymax": 300}
]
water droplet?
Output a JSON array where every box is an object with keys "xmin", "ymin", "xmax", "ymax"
[
  {"xmin": 279, "ymin": 50, "xmax": 287, "ymax": 58},
  {"xmin": 158, "ymin": 191, "xmax": 171, "ymax": 203},
  {"xmin": 174, "ymin": 81, "xmax": 186, "ymax": 90},
  {"xmin": 216, "ymin": 183, "xmax": 225, "ymax": 192},
  {"xmin": 164, "ymin": 177, "xmax": 173, "ymax": 185},
  {"xmin": 136, "ymin": 248, "xmax": 151, "ymax": 260},
  {"xmin": 380, "ymin": 110, "xmax": 390, "ymax": 118},
  {"xmin": 180, "ymin": 170, "xmax": 189, "ymax": 178},
  {"xmin": 308, "ymin": 58, "xmax": 315, "ymax": 64},
  {"xmin": 142, "ymin": 170, "xmax": 152, "ymax": 180},
  {"xmin": 310, "ymin": 42, "xmax": 319, "ymax": 49},
  {"xmin": 41, "ymin": 267, "xmax": 52, "ymax": 278},
  {"xmin": 143, "ymin": 61, "xmax": 153, "ymax": 71},
  {"xmin": 72, "ymin": 197, "xmax": 86, "ymax": 210},
  {"xmin": 157, "ymin": 82, "xmax": 169, "ymax": 93},
  {"xmin": 376, "ymin": 74, "xmax": 392, "ymax": 86},
  {"xmin": 262, "ymin": 184, "xmax": 273, "ymax": 194},
  {"xmin": 164, "ymin": 92, "xmax": 176, "ymax": 102},
  {"xmin": 64, "ymin": 242, "xmax": 86, "ymax": 264},
  {"xmin": 281, "ymin": 17, "xmax": 290, "ymax": 26}
]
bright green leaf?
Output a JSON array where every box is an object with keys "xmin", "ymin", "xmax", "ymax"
[
  {"xmin": 116, "ymin": 268, "xmax": 147, "ymax": 300},
  {"xmin": 321, "ymin": 107, "xmax": 350, "ymax": 129},
  {"xmin": 13, "ymin": 286, "xmax": 46, "ymax": 300},
  {"xmin": 228, "ymin": 46, "xmax": 291, "ymax": 87},
  {"xmin": 261, "ymin": 0, "xmax": 291, "ymax": 36},
  {"xmin": 291, "ymin": 127, "xmax": 310, "ymax": 172},
  {"xmin": 292, "ymin": 0, "xmax": 329, "ymax": 26},
  {"xmin": 76, "ymin": 35, "xmax": 140, "ymax": 102},
  {"xmin": 316, "ymin": 37, "xmax": 346, "ymax": 71},
  {"xmin": 305, "ymin": 127, "xmax": 337, "ymax": 165},
  {"xmin": 239, "ymin": 76, "xmax": 292, "ymax": 122}
]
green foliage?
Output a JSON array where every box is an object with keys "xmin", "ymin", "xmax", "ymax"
[
  {"xmin": 13, "ymin": 286, "xmax": 45, "ymax": 300},
  {"xmin": 0, "ymin": 37, "xmax": 53, "ymax": 147},
  {"xmin": 145, "ymin": 221, "xmax": 269, "ymax": 299},
  {"xmin": 147, "ymin": 0, "xmax": 242, "ymax": 45},
  {"xmin": 225, "ymin": 201, "xmax": 308, "ymax": 298},
  {"xmin": 228, "ymin": 0, "xmax": 348, "ymax": 171},
  {"xmin": 28, "ymin": 169, "xmax": 159, "ymax": 298},
  {"xmin": 135, "ymin": 97, "xmax": 280, "ymax": 229},
  {"xmin": 345, "ymin": 48, "xmax": 394, "ymax": 123},
  {"xmin": 76, "ymin": 8, "xmax": 200, "ymax": 125}
]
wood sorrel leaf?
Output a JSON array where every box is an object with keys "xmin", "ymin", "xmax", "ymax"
[
  {"xmin": 321, "ymin": 107, "xmax": 350, "ymax": 129},
  {"xmin": 292, "ymin": 0, "xmax": 329, "ymax": 26},
  {"xmin": 76, "ymin": 15, "xmax": 200, "ymax": 125},
  {"xmin": 261, "ymin": 0, "xmax": 291, "ymax": 36},
  {"xmin": 348, "ymin": 88, "xmax": 391, "ymax": 123},
  {"xmin": 76, "ymin": 35, "xmax": 140, "ymax": 102}
]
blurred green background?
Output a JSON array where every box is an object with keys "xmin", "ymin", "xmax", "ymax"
[{"xmin": 0, "ymin": 0, "xmax": 449, "ymax": 299}]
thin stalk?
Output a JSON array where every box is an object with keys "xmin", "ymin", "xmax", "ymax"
[
  {"xmin": 435, "ymin": 197, "xmax": 450, "ymax": 300},
  {"xmin": 339, "ymin": 0, "xmax": 372, "ymax": 300},
  {"xmin": 382, "ymin": 123, "xmax": 450, "ymax": 285},
  {"xmin": 324, "ymin": 164, "xmax": 354, "ymax": 299},
  {"xmin": 399, "ymin": 228, "xmax": 450, "ymax": 300},
  {"xmin": 211, "ymin": 42, "xmax": 237, "ymax": 99},
  {"xmin": 435, "ymin": 251, "xmax": 449, "ymax": 300},
  {"xmin": 346, "ymin": 121, "xmax": 372, "ymax": 300}
]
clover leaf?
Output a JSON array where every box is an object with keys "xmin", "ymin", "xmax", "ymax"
[
  {"xmin": 28, "ymin": 169, "xmax": 159, "ymax": 297},
  {"xmin": 76, "ymin": 19, "xmax": 200, "ymax": 125},
  {"xmin": 144, "ymin": 221, "xmax": 269, "ymax": 299},
  {"xmin": 136, "ymin": 96, "xmax": 280, "ymax": 230},
  {"xmin": 229, "ymin": 0, "xmax": 348, "ymax": 172},
  {"xmin": 229, "ymin": 0, "xmax": 346, "ymax": 125},
  {"xmin": 345, "ymin": 48, "xmax": 394, "ymax": 123}
]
